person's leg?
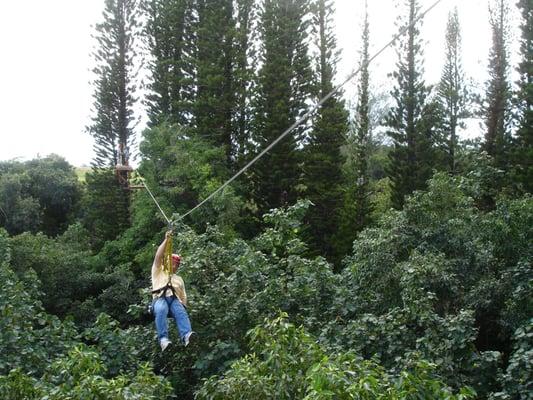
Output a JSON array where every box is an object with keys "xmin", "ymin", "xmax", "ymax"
[
  {"xmin": 153, "ymin": 298, "xmax": 170, "ymax": 342},
  {"xmin": 168, "ymin": 297, "xmax": 192, "ymax": 342}
]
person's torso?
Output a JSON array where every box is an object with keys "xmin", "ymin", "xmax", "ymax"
[{"xmin": 151, "ymin": 267, "xmax": 186, "ymax": 303}]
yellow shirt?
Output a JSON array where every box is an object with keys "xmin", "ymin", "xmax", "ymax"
[{"xmin": 151, "ymin": 262, "xmax": 187, "ymax": 306}]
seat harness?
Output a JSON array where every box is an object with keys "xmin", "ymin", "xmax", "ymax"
[{"xmin": 152, "ymin": 277, "xmax": 177, "ymax": 299}]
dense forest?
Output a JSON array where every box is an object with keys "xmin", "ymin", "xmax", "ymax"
[{"xmin": 0, "ymin": 0, "xmax": 531, "ymax": 398}]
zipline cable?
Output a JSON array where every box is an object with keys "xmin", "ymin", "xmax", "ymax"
[
  {"xmin": 140, "ymin": 177, "xmax": 172, "ymax": 225},
  {"xmin": 176, "ymin": 0, "xmax": 446, "ymax": 222}
]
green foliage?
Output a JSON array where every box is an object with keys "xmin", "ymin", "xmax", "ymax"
[
  {"xmin": 0, "ymin": 345, "xmax": 173, "ymax": 400},
  {"xmin": 1, "ymin": 165, "xmax": 531, "ymax": 398},
  {"xmin": 339, "ymin": 171, "xmax": 532, "ymax": 319},
  {"xmin": 7, "ymin": 226, "xmax": 147, "ymax": 326},
  {"xmin": 251, "ymin": 0, "xmax": 313, "ymax": 216},
  {"xmin": 0, "ymin": 233, "xmax": 78, "ymax": 376},
  {"xmin": 88, "ymin": 0, "xmax": 139, "ymax": 169},
  {"xmin": 139, "ymin": 123, "xmax": 243, "ymax": 233},
  {"xmin": 0, "ymin": 173, "xmax": 41, "ymax": 234},
  {"xmin": 142, "ymin": 0, "xmax": 196, "ymax": 127},
  {"xmin": 303, "ymin": 0, "xmax": 349, "ymax": 263},
  {"xmin": 0, "ymin": 228, "xmax": 9, "ymax": 262},
  {"xmin": 0, "ymin": 156, "xmax": 81, "ymax": 236},
  {"xmin": 482, "ymin": 0, "xmax": 512, "ymax": 170},
  {"xmin": 459, "ymin": 151, "xmax": 506, "ymax": 210},
  {"xmin": 336, "ymin": 6, "xmax": 373, "ymax": 263},
  {"xmin": 0, "ymin": 369, "xmax": 45, "ymax": 400},
  {"xmin": 0, "ymin": 229, "xmax": 172, "ymax": 397},
  {"xmin": 8, "ymin": 230, "xmax": 109, "ymax": 321},
  {"xmin": 495, "ymin": 319, "xmax": 533, "ymax": 399},
  {"xmin": 82, "ymin": 169, "xmax": 131, "ymax": 250},
  {"xmin": 436, "ymin": 7, "xmax": 469, "ymax": 174},
  {"xmin": 197, "ymin": 313, "xmax": 476, "ymax": 399},
  {"xmin": 84, "ymin": 0, "xmax": 140, "ymax": 249},
  {"xmin": 194, "ymin": 0, "xmax": 236, "ymax": 164},
  {"xmin": 385, "ymin": 0, "xmax": 439, "ymax": 209},
  {"xmin": 82, "ymin": 313, "xmax": 155, "ymax": 376},
  {"xmin": 327, "ymin": 171, "xmax": 532, "ymax": 395},
  {"xmin": 198, "ymin": 313, "xmax": 324, "ymax": 399},
  {"xmin": 5, "ymin": 1, "xmax": 533, "ymax": 398},
  {"xmin": 510, "ymin": 0, "xmax": 533, "ymax": 194},
  {"xmin": 323, "ymin": 304, "xmax": 501, "ymax": 396},
  {"xmin": 233, "ymin": 0, "xmax": 257, "ymax": 169}
]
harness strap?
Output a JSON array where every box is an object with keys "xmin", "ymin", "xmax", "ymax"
[{"xmin": 152, "ymin": 276, "xmax": 177, "ymax": 298}]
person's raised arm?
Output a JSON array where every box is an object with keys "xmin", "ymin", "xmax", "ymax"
[{"xmin": 152, "ymin": 230, "xmax": 172, "ymax": 272}]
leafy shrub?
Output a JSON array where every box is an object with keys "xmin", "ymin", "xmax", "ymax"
[
  {"xmin": 491, "ymin": 319, "xmax": 533, "ymax": 399},
  {"xmin": 0, "ymin": 232, "xmax": 78, "ymax": 376},
  {"xmin": 0, "ymin": 345, "xmax": 173, "ymax": 399},
  {"xmin": 139, "ymin": 123, "xmax": 243, "ymax": 235},
  {"xmin": 197, "ymin": 313, "xmax": 476, "ymax": 399},
  {"xmin": 328, "ymin": 173, "xmax": 532, "ymax": 395},
  {"xmin": 82, "ymin": 313, "xmax": 154, "ymax": 376},
  {"xmin": 8, "ymin": 231, "xmax": 111, "ymax": 321},
  {"xmin": 0, "ymin": 155, "xmax": 81, "ymax": 236}
]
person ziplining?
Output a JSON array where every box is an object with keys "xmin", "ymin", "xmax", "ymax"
[{"xmin": 150, "ymin": 230, "xmax": 194, "ymax": 351}]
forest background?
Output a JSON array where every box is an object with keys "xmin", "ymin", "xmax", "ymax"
[{"xmin": 0, "ymin": 0, "xmax": 531, "ymax": 398}]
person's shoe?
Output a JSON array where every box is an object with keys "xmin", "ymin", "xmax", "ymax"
[
  {"xmin": 183, "ymin": 331, "xmax": 195, "ymax": 347},
  {"xmin": 160, "ymin": 337, "xmax": 171, "ymax": 351}
]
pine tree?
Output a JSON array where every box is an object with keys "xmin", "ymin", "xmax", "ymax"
[
  {"xmin": 483, "ymin": 0, "xmax": 511, "ymax": 169},
  {"xmin": 194, "ymin": 0, "xmax": 236, "ymax": 167},
  {"xmin": 352, "ymin": 3, "xmax": 372, "ymax": 233},
  {"xmin": 437, "ymin": 7, "xmax": 468, "ymax": 174},
  {"xmin": 143, "ymin": 0, "xmax": 195, "ymax": 127},
  {"xmin": 336, "ymin": 3, "xmax": 372, "ymax": 262},
  {"xmin": 233, "ymin": 0, "xmax": 257, "ymax": 169},
  {"xmin": 385, "ymin": 0, "xmax": 433, "ymax": 209},
  {"xmin": 89, "ymin": 0, "xmax": 139, "ymax": 169},
  {"xmin": 303, "ymin": 0, "xmax": 349, "ymax": 260},
  {"xmin": 512, "ymin": 0, "xmax": 533, "ymax": 193},
  {"xmin": 85, "ymin": 0, "xmax": 140, "ymax": 246},
  {"xmin": 251, "ymin": 0, "xmax": 313, "ymax": 216}
]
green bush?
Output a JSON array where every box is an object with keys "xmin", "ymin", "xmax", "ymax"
[
  {"xmin": 492, "ymin": 319, "xmax": 533, "ymax": 399},
  {"xmin": 197, "ymin": 313, "xmax": 476, "ymax": 399},
  {"xmin": 0, "ymin": 156, "xmax": 81, "ymax": 236},
  {"xmin": 0, "ymin": 232, "xmax": 77, "ymax": 376},
  {"xmin": 0, "ymin": 345, "xmax": 173, "ymax": 400}
]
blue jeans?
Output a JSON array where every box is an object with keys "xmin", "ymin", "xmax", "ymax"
[{"xmin": 153, "ymin": 296, "xmax": 192, "ymax": 343}]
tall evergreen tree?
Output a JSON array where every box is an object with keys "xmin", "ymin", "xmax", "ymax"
[
  {"xmin": 483, "ymin": 0, "xmax": 511, "ymax": 169},
  {"xmin": 85, "ymin": 0, "xmax": 140, "ymax": 247},
  {"xmin": 89, "ymin": 0, "xmax": 139, "ymax": 169},
  {"xmin": 194, "ymin": 0, "xmax": 236, "ymax": 167},
  {"xmin": 303, "ymin": 0, "xmax": 349, "ymax": 260},
  {"xmin": 250, "ymin": 0, "xmax": 313, "ymax": 216},
  {"xmin": 337, "ymin": 3, "xmax": 372, "ymax": 262},
  {"xmin": 351, "ymin": 3, "xmax": 373, "ymax": 234},
  {"xmin": 385, "ymin": 0, "xmax": 433, "ymax": 209},
  {"xmin": 143, "ymin": 0, "xmax": 195, "ymax": 127},
  {"xmin": 512, "ymin": 0, "xmax": 533, "ymax": 193},
  {"xmin": 437, "ymin": 7, "xmax": 468, "ymax": 174},
  {"xmin": 233, "ymin": 0, "xmax": 257, "ymax": 169}
]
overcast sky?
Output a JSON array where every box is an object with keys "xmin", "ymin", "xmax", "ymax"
[{"xmin": 0, "ymin": 0, "xmax": 520, "ymax": 166}]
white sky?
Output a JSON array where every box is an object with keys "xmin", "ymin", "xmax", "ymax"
[{"xmin": 0, "ymin": 0, "xmax": 520, "ymax": 166}]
